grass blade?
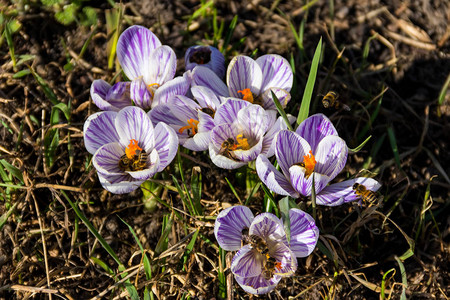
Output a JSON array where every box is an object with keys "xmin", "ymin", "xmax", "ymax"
[
  {"xmin": 61, "ymin": 191, "xmax": 139, "ymax": 299},
  {"xmin": 271, "ymin": 90, "xmax": 293, "ymax": 131},
  {"xmin": 297, "ymin": 37, "xmax": 322, "ymax": 125}
]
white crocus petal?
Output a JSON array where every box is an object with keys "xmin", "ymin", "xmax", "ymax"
[
  {"xmin": 249, "ymin": 213, "xmax": 286, "ymax": 241},
  {"xmin": 295, "ymin": 113, "xmax": 338, "ymax": 153},
  {"xmin": 237, "ymin": 105, "xmax": 269, "ymax": 139},
  {"xmin": 83, "ymin": 111, "xmax": 119, "ymax": 155},
  {"xmin": 97, "ymin": 172, "xmax": 144, "ymax": 194},
  {"xmin": 314, "ymin": 135, "xmax": 348, "ymax": 180},
  {"xmin": 316, "ymin": 177, "xmax": 381, "ymax": 206},
  {"xmin": 288, "ymin": 208, "xmax": 319, "ymax": 257},
  {"xmin": 130, "ymin": 78, "xmax": 152, "ymax": 109},
  {"xmin": 234, "ymin": 274, "xmax": 280, "ymax": 295},
  {"xmin": 256, "ymin": 155, "xmax": 299, "ymax": 197},
  {"xmin": 227, "ymin": 55, "xmax": 263, "ymax": 98},
  {"xmin": 192, "ymin": 66, "xmax": 229, "ymax": 97},
  {"xmin": 152, "ymin": 75, "xmax": 190, "ymax": 108},
  {"xmin": 191, "ymin": 85, "xmax": 221, "ymax": 110},
  {"xmin": 117, "ymin": 25, "xmax": 162, "ymax": 82},
  {"xmin": 147, "ymin": 45, "xmax": 176, "ymax": 85},
  {"xmin": 214, "ymin": 98, "xmax": 250, "ymax": 125},
  {"xmin": 231, "ymin": 245, "xmax": 264, "ymax": 278},
  {"xmin": 115, "ymin": 106, "xmax": 155, "ymax": 153},
  {"xmin": 289, "ymin": 167, "xmax": 331, "ymax": 196},
  {"xmin": 214, "ymin": 205, "xmax": 254, "ymax": 251},
  {"xmin": 93, "ymin": 142, "xmax": 127, "ymax": 176},
  {"xmin": 209, "ymin": 144, "xmax": 247, "ymax": 169},
  {"xmin": 256, "ymin": 54, "xmax": 293, "ymax": 92},
  {"xmin": 153, "ymin": 122, "xmax": 179, "ymax": 171},
  {"xmin": 275, "ymin": 130, "xmax": 311, "ymax": 178}
]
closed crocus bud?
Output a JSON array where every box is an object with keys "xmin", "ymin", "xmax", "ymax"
[{"xmin": 185, "ymin": 45, "xmax": 225, "ymax": 79}]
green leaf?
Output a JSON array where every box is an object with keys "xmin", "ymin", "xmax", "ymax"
[
  {"xmin": 0, "ymin": 201, "xmax": 18, "ymax": 230},
  {"xmin": 0, "ymin": 159, "xmax": 24, "ymax": 184},
  {"xmin": 394, "ymin": 256, "xmax": 408, "ymax": 300},
  {"xmin": 90, "ymin": 256, "xmax": 115, "ymax": 276},
  {"xmin": 297, "ymin": 37, "xmax": 322, "ymax": 125},
  {"xmin": 44, "ymin": 129, "xmax": 59, "ymax": 168},
  {"xmin": 55, "ymin": 4, "xmax": 77, "ymax": 25},
  {"xmin": 279, "ymin": 197, "xmax": 291, "ymax": 242},
  {"xmin": 29, "ymin": 67, "xmax": 60, "ymax": 105},
  {"xmin": 271, "ymin": 90, "xmax": 293, "ymax": 131},
  {"xmin": 349, "ymin": 135, "xmax": 371, "ymax": 153},
  {"xmin": 52, "ymin": 102, "xmax": 71, "ymax": 122},
  {"xmin": 13, "ymin": 69, "xmax": 31, "ymax": 78},
  {"xmin": 81, "ymin": 7, "xmax": 98, "ymax": 27}
]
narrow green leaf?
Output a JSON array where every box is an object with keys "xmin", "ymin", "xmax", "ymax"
[
  {"xmin": 13, "ymin": 69, "xmax": 31, "ymax": 78},
  {"xmin": 380, "ymin": 268, "xmax": 396, "ymax": 300},
  {"xmin": 44, "ymin": 129, "xmax": 59, "ymax": 168},
  {"xmin": 349, "ymin": 135, "xmax": 372, "ymax": 153},
  {"xmin": 0, "ymin": 201, "xmax": 18, "ymax": 230},
  {"xmin": 29, "ymin": 66, "xmax": 60, "ymax": 105},
  {"xmin": 225, "ymin": 177, "xmax": 241, "ymax": 204},
  {"xmin": 222, "ymin": 15, "xmax": 238, "ymax": 54},
  {"xmin": 279, "ymin": 197, "xmax": 291, "ymax": 242},
  {"xmin": 0, "ymin": 159, "xmax": 24, "ymax": 184},
  {"xmin": 387, "ymin": 125, "xmax": 401, "ymax": 168},
  {"xmin": 4, "ymin": 20, "xmax": 17, "ymax": 67},
  {"xmin": 118, "ymin": 216, "xmax": 152, "ymax": 281},
  {"xmin": 271, "ymin": 90, "xmax": 293, "ymax": 131},
  {"xmin": 90, "ymin": 256, "xmax": 115, "ymax": 276},
  {"xmin": 394, "ymin": 256, "xmax": 408, "ymax": 300},
  {"xmin": 297, "ymin": 37, "xmax": 322, "ymax": 125},
  {"xmin": 155, "ymin": 214, "xmax": 173, "ymax": 256},
  {"xmin": 52, "ymin": 102, "xmax": 71, "ymax": 122},
  {"xmin": 190, "ymin": 166, "xmax": 203, "ymax": 215},
  {"xmin": 61, "ymin": 191, "xmax": 139, "ymax": 299}
]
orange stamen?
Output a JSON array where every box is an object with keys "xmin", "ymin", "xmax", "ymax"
[
  {"xmin": 125, "ymin": 139, "xmax": 142, "ymax": 159},
  {"xmin": 275, "ymin": 261, "xmax": 283, "ymax": 271},
  {"xmin": 302, "ymin": 150, "xmax": 316, "ymax": 177},
  {"xmin": 237, "ymin": 88, "xmax": 254, "ymax": 103},
  {"xmin": 178, "ymin": 119, "xmax": 199, "ymax": 135},
  {"xmin": 235, "ymin": 134, "xmax": 250, "ymax": 150}
]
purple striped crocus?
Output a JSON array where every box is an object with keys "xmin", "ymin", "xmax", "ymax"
[
  {"xmin": 191, "ymin": 54, "xmax": 293, "ymax": 110},
  {"xmin": 209, "ymin": 99, "xmax": 294, "ymax": 169},
  {"xmin": 116, "ymin": 25, "xmax": 190, "ymax": 109},
  {"xmin": 214, "ymin": 205, "xmax": 319, "ymax": 294},
  {"xmin": 256, "ymin": 114, "xmax": 381, "ymax": 206},
  {"xmin": 83, "ymin": 106, "xmax": 178, "ymax": 194},
  {"xmin": 90, "ymin": 80, "xmax": 131, "ymax": 111},
  {"xmin": 185, "ymin": 45, "xmax": 225, "ymax": 78},
  {"xmin": 149, "ymin": 85, "xmax": 221, "ymax": 151}
]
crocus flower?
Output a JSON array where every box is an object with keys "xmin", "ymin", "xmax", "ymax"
[
  {"xmin": 256, "ymin": 113, "xmax": 381, "ymax": 206},
  {"xmin": 209, "ymin": 99, "xmax": 294, "ymax": 169},
  {"xmin": 117, "ymin": 25, "xmax": 189, "ymax": 109},
  {"xmin": 185, "ymin": 45, "xmax": 225, "ymax": 78},
  {"xmin": 90, "ymin": 80, "xmax": 131, "ymax": 111},
  {"xmin": 214, "ymin": 205, "xmax": 319, "ymax": 294},
  {"xmin": 83, "ymin": 106, "xmax": 178, "ymax": 194},
  {"xmin": 149, "ymin": 85, "xmax": 220, "ymax": 151},
  {"xmin": 192, "ymin": 54, "xmax": 293, "ymax": 110}
]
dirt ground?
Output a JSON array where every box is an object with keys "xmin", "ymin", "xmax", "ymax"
[{"xmin": 0, "ymin": 0, "xmax": 449, "ymax": 299}]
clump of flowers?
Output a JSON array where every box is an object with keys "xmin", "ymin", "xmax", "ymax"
[
  {"xmin": 256, "ymin": 114, "xmax": 381, "ymax": 205},
  {"xmin": 214, "ymin": 205, "xmax": 319, "ymax": 294},
  {"xmin": 83, "ymin": 106, "xmax": 178, "ymax": 194}
]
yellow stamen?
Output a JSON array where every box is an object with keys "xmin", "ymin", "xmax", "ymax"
[
  {"xmin": 235, "ymin": 134, "xmax": 250, "ymax": 150},
  {"xmin": 125, "ymin": 139, "xmax": 142, "ymax": 159},
  {"xmin": 301, "ymin": 150, "xmax": 316, "ymax": 177},
  {"xmin": 147, "ymin": 83, "xmax": 160, "ymax": 98},
  {"xmin": 178, "ymin": 119, "xmax": 199, "ymax": 135},
  {"xmin": 237, "ymin": 88, "xmax": 254, "ymax": 103}
]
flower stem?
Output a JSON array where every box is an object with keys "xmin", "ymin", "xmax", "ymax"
[{"xmin": 311, "ymin": 172, "xmax": 317, "ymax": 220}]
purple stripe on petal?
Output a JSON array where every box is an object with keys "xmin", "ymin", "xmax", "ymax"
[
  {"xmin": 256, "ymin": 54, "xmax": 293, "ymax": 92},
  {"xmin": 83, "ymin": 111, "xmax": 120, "ymax": 154},
  {"xmin": 214, "ymin": 99, "xmax": 249, "ymax": 125},
  {"xmin": 152, "ymin": 76, "xmax": 190, "ymax": 108},
  {"xmin": 191, "ymin": 85, "xmax": 221, "ymax": 110},
  {"xmin": 153, "ymin": 122, "xmax": 178, "ymax": 171},
  {"xmin": 231, "ymin": 245, "xmax": 263, "ymax": 278},
  {"xmin": 214, "ymin": 205, "xmax": 254, "ymax": 251},
  {"xmin": 315, "ymin": 135, "xmax": 348, "ymax": 179},
  {"xmin": 249, "ymin": 213, "xmax": 285, "ymax": 241},
  {"xmin": 275, "ymin": 130, "xmax": 310, "ymax": 178},
  {"xmin": 295, "ymin": 114, "xmax": 338, "ymax": 152},
  {"xmin": 288, "ymin": 208, "xmax": 319, "ymax": 257},
  {"xmin": 115, "ymin": 106, "xmax": 155, "ymax": 152},
  {"xmin": 237, "ymin": 105, "xmax": 269, "ymax": 138},
  {"xmin": 256, "ymin": 155, "xmax": 299, "ymax": 197},
  {"xmin": 227, "ymin": 56, "xmax": 262, "ymax": 98},
  {"xmin": 192, "ymin": 66, "xmax": 229, "ymax": 97},
  {"xmin": 93, "ymin": 142, "xmax": 126, "ymax": 176},
  {"xmin": 117, "ymin": 25, "xmax": 161, "ymax": 81},
  {"xmin": 97, "ymin": 172, "xmax": 143, "ymax": 194},
  {"xmin": 148, "ymin": 45, "xmax": 176, "ymax": 85},
  {"xmin": 316, "ymin": 177, "xmax": 381, "ymax": 206},
  {"xmin": 234, "ymin": 273, "xmax": 280, "ymax": 295},
  {"xmin": 209, "ymin": 144, "xmax": 247, "ymax": 169},
  {"xmin": 90, "ymin": 79, "xmax": 118, "ymax": 111},
  {"xmin": 130, "ymin": 78, "xmax": 152, "ymax": 109}
]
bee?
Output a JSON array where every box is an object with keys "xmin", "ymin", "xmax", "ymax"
[
  {"xmin": 242, "ymin": 233, "xmax": 270, "ymax": 256},
  {"xmin": 322, "ymin": 91, "xmax": 350, "ymax": 111},
  {"xmin": 200, "ymin": 107, "xmax": 215, "ymax": 117},
  {"xmin": 352, "ymin": 183, "xmax": 378, "ymax": 203},
  {"xmin": 219, "ymin": 138, "xmax": 240, "ymax": 162},
  {"xmin": 262, "ymin": 256, "xmax": 278, "ymax": 280},
  {"xmin": 118, "ymin": 149, "xmax": 148, "ymax": 171}
]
